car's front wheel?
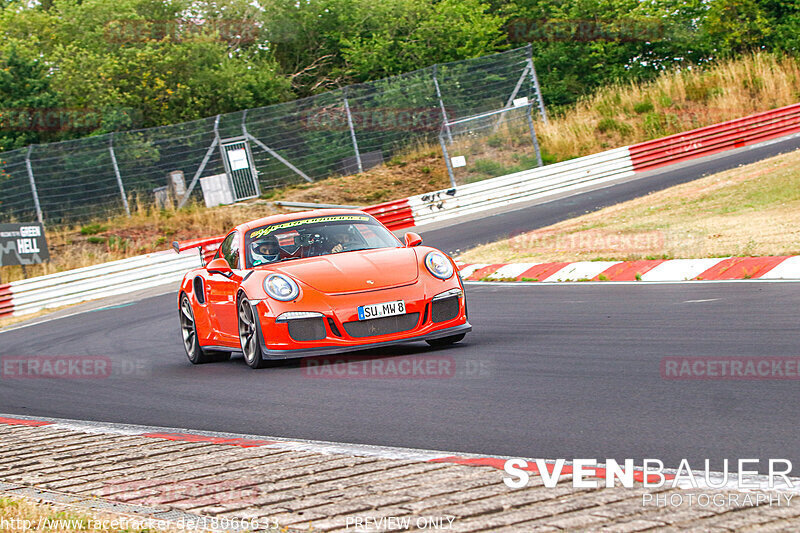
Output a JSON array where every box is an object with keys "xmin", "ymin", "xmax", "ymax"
[
  {"xmin": 238, "ymin": 297, "xmax": 267, "ymax": 369},
  {"xmin": 179, "ymin": 294, "xmax": 230, "ymax": 364},
  {"xmin": 426, "ymin": 333, "xmax": 466, "ymax": 347}
]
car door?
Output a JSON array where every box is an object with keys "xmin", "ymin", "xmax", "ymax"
[{"xmin": 206, "ymin": 232, "xmax": 242, "ymax": 343}]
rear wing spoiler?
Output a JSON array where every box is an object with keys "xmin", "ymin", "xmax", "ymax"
[{"xmin": 172, "ymin": 235, "xmax": 225, "ymax": 266}]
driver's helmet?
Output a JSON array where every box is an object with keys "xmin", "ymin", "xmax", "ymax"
[{"xmin": 250, "ymin": 236, "xmax": 280, "ymax": 264}]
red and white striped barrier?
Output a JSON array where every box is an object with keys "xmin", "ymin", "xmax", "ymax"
[
  {"xmin": 459, "ymin": 256, "xmax": 800, "ymax": 282},
  {"xmin": 0, "ymin": 284, "xmax": 13, "ymax": 318},
  {"xmin": 367, "ymin": 102, "xmax": 800, "ymax": 230},
  {"xmin": 629, "ymin": 103, "xmax": 800, "ymax": 172}
]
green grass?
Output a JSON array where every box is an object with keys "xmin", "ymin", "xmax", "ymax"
[{"xmin": 79, "ymin": 224, "xmax": 107, "ymax": 235}]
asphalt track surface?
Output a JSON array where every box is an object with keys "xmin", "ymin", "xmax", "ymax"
[
  {"xmin": 1, "ymin": 282, "xmax": 799, "ymax": 475},
  {"xmin": 2, "ymin": 137, "xmax": 800, "ymax": 475}
]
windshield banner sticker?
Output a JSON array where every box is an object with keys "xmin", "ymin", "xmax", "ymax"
[{"xmin": 249, "ymin": 215, "xmax": 370, "ymax": 240}]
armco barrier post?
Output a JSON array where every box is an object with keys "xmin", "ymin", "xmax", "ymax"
[{"xmin": 25, "ymin": 145, "xmax": 44, "ymax": 225}]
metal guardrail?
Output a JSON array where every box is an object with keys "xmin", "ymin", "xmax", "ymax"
[
  {"xmin": 274, "ymin": 201, "xmax": 363, "ymax": 210},
  {"xmin": 409, "ymin": 147, "xmax": 634, "ymax": 227},
  {"xmin": 629, "ymin": 103, "xmax": 800, "ymax": 171},
  {"xmin": 5, "ymin": 251, "xmax": 199, "ymax": 317}
]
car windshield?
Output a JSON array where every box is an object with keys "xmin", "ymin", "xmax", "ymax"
[{"xmin": 244, "ymin": 214, "xmax": 402, "ymax": 268}]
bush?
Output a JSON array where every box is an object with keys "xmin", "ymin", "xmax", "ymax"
[
  {"xmin": 596, "ymin": 118, "xmax": 633, "ymax": 135},
  {"xmin": 486, "ymin": 135, "xmax": 504, "ymax": 148},
  {"xmin": 633, "ymin": 101, "xmax": 654, "ymax": 114},
  {"xmin": 80, "ymin": 223, "xmax": 107, "ymax": 235},
  {"xmin": 472, "ymin": 159, "xmax": 509, "ymax": 176}
]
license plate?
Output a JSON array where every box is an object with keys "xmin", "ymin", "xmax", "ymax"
[{"xmin": 358, "ymin": 300, "xmax": 405, "ymax": 320}]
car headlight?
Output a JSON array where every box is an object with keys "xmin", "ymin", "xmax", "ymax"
[
  {"xmin": 425, "ymin": 251, "xmax": 454, "ymax": 280},
  {"xmin": 264, "ymin": 273, "xmax": 300, "ymax": 301}
]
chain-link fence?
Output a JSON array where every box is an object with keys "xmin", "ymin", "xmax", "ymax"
[
  {"xmin": 0, "ymin": 45, "xmax": 545, "ymax": 226},
  {"xmin": 440, "ymin": 103, "xmax": 543, "ymax": 186}
]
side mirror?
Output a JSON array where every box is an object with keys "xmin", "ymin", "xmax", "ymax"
[
  {"xmin": 404, "ymin": 232, "xmax": 423, "ymax": 247},
  {"xmin": 206, "ymin": 257, "xmax": 233, "ymax": 277}
]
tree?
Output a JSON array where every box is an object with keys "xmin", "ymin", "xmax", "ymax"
[
  {"xmin": 502, "ymin": 0, "xmax": 713, "ymax": 108},
  {"xmin": 0, "ymin": 47, "xmax": 64, "ymax": 151},
  {"xmin": 703, "ymin": 0, "xmax": 772, "ymax": 55},
  {"xmin": 0, "ymin": 0, "xmax": 293, "ymax": 131},
  {"xmin": 264, "ymin": 0, "xmax": 507, "ymax": 95}
]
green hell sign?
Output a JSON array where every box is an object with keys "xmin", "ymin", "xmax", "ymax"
[{"xmin": 0, "ymin": 223, "xmax": 50, "ymax": 267}]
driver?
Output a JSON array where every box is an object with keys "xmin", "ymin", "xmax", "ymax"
[
  {"xmin": 250, "ymin": 236, "xmax": 281, "ymax": 265},
  {"xmin": 329, "ymin": 226, "xmax": 358, "ymax": 253}
]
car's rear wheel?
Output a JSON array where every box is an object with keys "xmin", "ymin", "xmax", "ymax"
[
  {"xmin": 179, "ymin": 294, "xmax": 230, "ymax": 364},
  {"xmin": 238, "ymin": 297, "xmax": 267, "ymax": 369},
  {"xmin": 426, "ymin": 333, "xmax": 466, "ymax": 347}
]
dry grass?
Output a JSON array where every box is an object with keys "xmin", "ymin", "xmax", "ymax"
[
  {"xmin": 538, "ymin": 53, "xmax": 800, "ymax": 160},
  {"xmin": 0, "ymin": 495, "xmax": 177, "ymax": 532},
  {"xmin": 457, "ymin": 149, "xmax": 800, "ymax": 264},
  {"xmin": 272, "ymin": 145, "xmax": 451, "ymax": 204}
]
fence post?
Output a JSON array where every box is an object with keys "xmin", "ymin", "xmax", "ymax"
[
  {"xmin": 343, "ymin": 89, "xmax": 363, "ymax": 173},
  {"xmin": 178, "ymin": 115, "xmax": 220, "ymax": 209},
  {"xmin": 527, "ymin": 45, "xmax": 548, "ymax": 125},
  {"xmin": 439, "ymin": 130, "xmax": 457, "ymax": 188},
  {"xmin": 492, "ymin": 61, "xmax": 531, "ymax": 132},
  {"xmin": 242, "ymin": 109, "xmax": 313, "ymax": 183},
  {"xmin": 25, "ymin": 145, "xmax": 43, "ymax": 225},
  {"xmin": 526, "ymin": 104, "xmax": 543, "ymax": 167},
  {"xmin": 433, "ymin": 64, "xmax": 453, "ymax": 144},
  {"xmin": 109, "ymin": 134, "xmax": 131, "ymax": 216}
]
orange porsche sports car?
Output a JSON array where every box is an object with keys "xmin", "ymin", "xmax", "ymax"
[{"xmin": 176, "ymin": 209, "xmax": 471, "ymax": 368}]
